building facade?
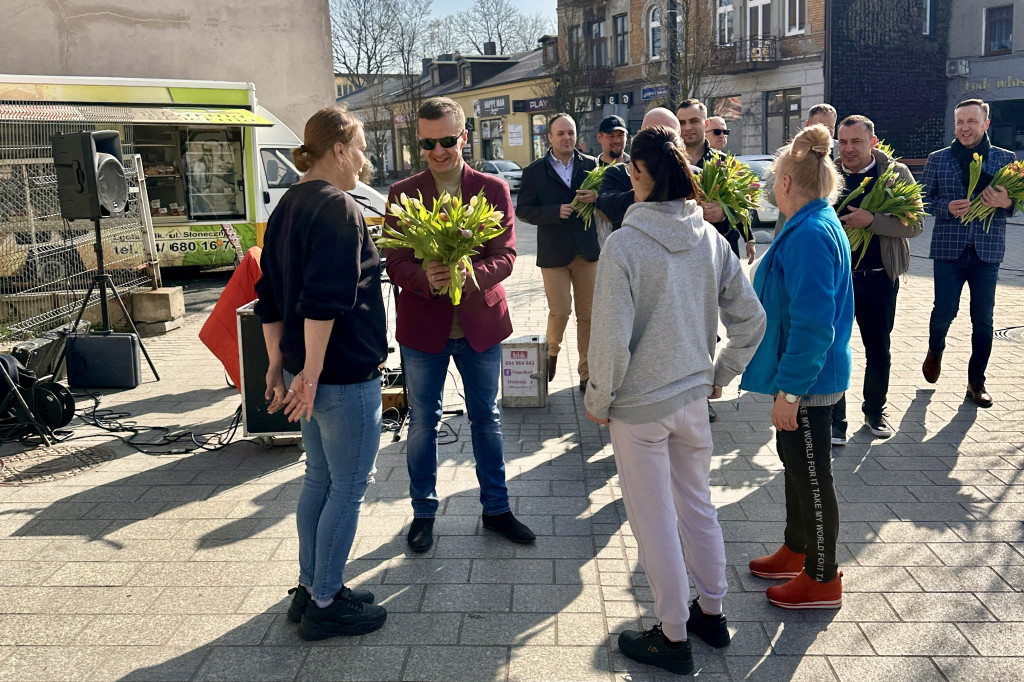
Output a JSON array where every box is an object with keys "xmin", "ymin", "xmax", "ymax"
[
  {"xmin": 0, "ymin": 0, "xmax": 335, "ymax": 136},
  {"xmin": 945, "ymin": 1, "xmax": 1023, "ymax": 157}
]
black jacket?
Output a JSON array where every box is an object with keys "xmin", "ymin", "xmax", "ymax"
[
  {"xmin": 516, "ymin": 149, "xmax": 600, "ymax": 267},
  {"xmin": 594, "ymin": 163, "xmax": 633, "ymax": 229}
]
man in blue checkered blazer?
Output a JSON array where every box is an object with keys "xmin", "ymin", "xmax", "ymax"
[{"xmin": 921, "ymin": 99, "xmax": 1016, "ymax": 408}]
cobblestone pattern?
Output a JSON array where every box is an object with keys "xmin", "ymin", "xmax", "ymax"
[{"xmin": 0, "ymin": 212, "xmax": 1022, "ymax": 680}]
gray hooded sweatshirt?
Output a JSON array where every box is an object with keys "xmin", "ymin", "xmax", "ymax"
[{"xmin": 584, "ymin": 198, "xmax": 767, "ymax": 423}]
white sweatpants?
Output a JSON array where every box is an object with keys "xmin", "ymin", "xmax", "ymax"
[{"xmin": 609, "ymin": 397, "xmax": 728, "ymax": 642}]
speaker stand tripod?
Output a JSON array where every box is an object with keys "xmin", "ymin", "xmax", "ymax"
[
  {"xmin": 0, "ymin": 369, "xmax": 54, "ymax": 446},
  {"xmin": 54, "ymin": 218, "xmax": 160, "ymax": 381}
]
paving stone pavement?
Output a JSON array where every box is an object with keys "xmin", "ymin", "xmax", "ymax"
[{"xmin": 1, "ymin": 211, "xmax": 1023, "ymax": 681}]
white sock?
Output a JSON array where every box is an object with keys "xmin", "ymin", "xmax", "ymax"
[{"xmin": 313, "ymin": 597, "xmax": 333, "ymax": 608}]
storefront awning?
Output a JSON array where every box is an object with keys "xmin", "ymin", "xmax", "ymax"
[{"xmin": 0, "ymin": 103, "xmax": 274, "ymax": 126}]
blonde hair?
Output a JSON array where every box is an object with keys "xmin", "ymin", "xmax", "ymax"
[
  {"xmin": 292, "ymin": 106, "xmax": 362, "ymax": 173},
  {"xmin": 771, "ymin": 124, "xmax": 842, "ymax": 205}
]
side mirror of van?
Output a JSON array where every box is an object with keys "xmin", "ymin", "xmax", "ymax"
[{"xmin": 263, "ymin": 191, "xmax": 271, "ymax": 205}]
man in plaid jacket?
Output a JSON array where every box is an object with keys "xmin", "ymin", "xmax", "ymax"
[{"xmin": 922, "ymin": 99, "xmax": 1015, "ymax": 407}]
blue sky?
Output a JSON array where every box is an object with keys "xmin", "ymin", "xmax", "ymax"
[{"xmin": 432, "ymin": 0, "xmax": 557, "ymax": 21}]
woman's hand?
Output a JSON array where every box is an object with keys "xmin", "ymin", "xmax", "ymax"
[
  {"xmin": 265, "ymin": 365, "xmax": 287, "ymax": 414},
  {"xmin": 586, "ymin": 411, "xmax": 609, "ymax": 426},
  {"xmin": 709, "ymin": 384, "xmax": 723, "ymax": 400},
  {"xmin": 282, "ymin": 370, "xmax": 318, "ymax": 422},
  {"xmin": 772, "ymin": 393, "xmax": 800, "ymax": 431}
]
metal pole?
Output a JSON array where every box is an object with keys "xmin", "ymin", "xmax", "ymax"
[
  {"xmin": 93, "ymin": 218, "xmax": 109, "ymax": 331},
  {"xmin": 667, "ymin": 0, "xmax": 680, "ymax": 107}
]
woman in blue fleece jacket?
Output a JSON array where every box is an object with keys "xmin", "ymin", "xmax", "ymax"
[{"xmin": 740, "ymin": 124, "xmax": 854, "ymax": 610}]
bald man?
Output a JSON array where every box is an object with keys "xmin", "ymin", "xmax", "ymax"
[
  {"xmin": 706, "ymin": 116, "xmax": 730, "ymax": 151},
  {"xmin": 594, "ymin": 107, "xmax": 680, "ymax": 228}
]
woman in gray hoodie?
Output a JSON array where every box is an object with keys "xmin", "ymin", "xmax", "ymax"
[{"xmin": 585, "ymin": 126, "xmax": 766, "ymax": 676}]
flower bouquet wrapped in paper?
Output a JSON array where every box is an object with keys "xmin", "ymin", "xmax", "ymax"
[
  {"xmin": 835, "ymin": 166, "xmax": 926, "ymax": 268},
  {"xmin": 960, "ymin": 158, "xmax": 1024, "ymax": 232},
  {"xmin": 376, "ymin": 190, "xmax": 506, "ymax": 305},
  {"xmin": 569, "ymin": 163, "xmax": 612, "ymax": 229},
  {"xmin": 696, "ymin": 154, "xmax": 761, "ymax": 241}
]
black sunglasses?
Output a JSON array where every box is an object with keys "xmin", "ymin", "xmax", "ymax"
[
  {"xmin": 418, "ymin": 132, "xmax": 463, "ymax": 150},
  {"xmin": 710, "ymin": 128, "xmax": 730, "ymax": 136}
]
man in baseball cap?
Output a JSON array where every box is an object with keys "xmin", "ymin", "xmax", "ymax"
[{"xmin": 597, "ymin": 115, "xmax": 630, "ymax": 167}]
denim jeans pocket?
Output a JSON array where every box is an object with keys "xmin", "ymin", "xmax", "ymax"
[{"xmin": 313, "ymin": 383, "xmax": 345, "ymax": 414}]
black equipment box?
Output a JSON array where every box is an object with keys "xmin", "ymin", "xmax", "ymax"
[
  {"xmin": 12, "ymin": 322, "xmax": 90, "ymax": 381},
  {"xmin": 236, "ymin": 301, "xmax": 301, "ymax": 438},
  {"xmin": 66, "ymin": 333, "xmax": 142, "ymax": 388}
]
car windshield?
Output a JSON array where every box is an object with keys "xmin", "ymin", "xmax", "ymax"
[
  {"xmin": 742, "ymin": 159, "xmax": 772, "ymax": 178},
  {"xmin": 491, "ymin": 160, "xmax": 521, "ymax": 172}
]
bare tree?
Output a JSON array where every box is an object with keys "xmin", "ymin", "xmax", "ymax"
[
  {"xmin": 457, "ymin": 0, "xmax": 535, "ymax": 55},
  {"xmin": 644, "ymin": 0, "xmax": 721, "ymax": 108},
  {"xmin": 391, "ymin": 2, "xmax": 433, "ymax": 172},
  {"xmin": 535, "ymin": 2, "xmax": 591, "ymax": 130},
  {"xmin": 330, "ymin": 0, "xmax": 400, "ymax": 89},
  {"xmin": 423, "ymin": 18, "xmax": 468, "ymax": 58},
  {"xmin": 507, "ymin": 12, "xmax": 556, "ymax": 53}
]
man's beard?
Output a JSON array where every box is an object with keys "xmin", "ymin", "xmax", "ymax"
[{"xmin": 608, "ymin": 148, "xmax": 622, "ymax": 159}]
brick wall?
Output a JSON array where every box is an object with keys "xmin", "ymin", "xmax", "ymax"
[{"xmin": 829, "ymin": 0, "xmax": 951, "ymax": 158}]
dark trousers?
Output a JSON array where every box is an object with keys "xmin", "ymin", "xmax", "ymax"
[
  {"xmin": 777, "ymin": 404, "xmax": 840, "ymax": 583},
  {"xmin": 928, "ymin": 245, "xmax": 999, "ymax": 386},
  {"xmin": 833, "ymin": 270, "xmax": 899, "ymax": 426}
]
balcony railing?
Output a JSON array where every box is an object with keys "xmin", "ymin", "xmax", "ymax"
[{"xmin": 710, "ymin": 37, "xmax": 778, "ymax": 73}]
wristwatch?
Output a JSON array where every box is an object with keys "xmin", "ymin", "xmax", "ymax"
[{"xmin": 781, "ymin": 392, "xmax": 800, "ymax": 404}]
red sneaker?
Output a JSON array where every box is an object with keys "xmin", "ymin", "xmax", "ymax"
[
  {"xmin": 749, "ymin": 545, "xmax": 806, "ymax": 579},
  {"xmin": 766, "ymin": 570, "xmax": 843, "ymax": 610}
]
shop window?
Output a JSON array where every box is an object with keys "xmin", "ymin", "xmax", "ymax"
[
  {"xmin": 786, "ymin": 0, "xmax": 805, "ymax": 35},
  {"xmin": 985, "ymin": 5, "xmax": 1013, "ymax": 56},
  {"xmin": 649, "ymin": 7, "xmax": 662, "ymax": 60},
  {"xmin": 613, "ymin": 14, "xmax": 629, "ymax": 66}
]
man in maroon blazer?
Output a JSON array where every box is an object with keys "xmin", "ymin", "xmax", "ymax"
[{"xmin": 385, "ymin": 97, "xmax": 535, "ymax": 552}]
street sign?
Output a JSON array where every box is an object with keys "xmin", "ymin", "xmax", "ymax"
[{"xmin": 641, "ymin": 85, "xmax": 669, "ymax": 101}]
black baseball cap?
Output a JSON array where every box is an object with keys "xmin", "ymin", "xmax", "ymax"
[{"xmin": 599, "ymin": 115, "xmax": 628, "ymax": 134}]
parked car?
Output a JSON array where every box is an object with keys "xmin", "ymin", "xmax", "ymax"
[
  {"xmin": 476, "ymin": 159, "xmax": 522, "ymax": 192},
  {"xmin": 735, "ymin": 154, "xmax": 779, "ymax": 226}
]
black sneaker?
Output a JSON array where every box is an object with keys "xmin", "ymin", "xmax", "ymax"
[
  {"xmin": 407, "ymin": 517, "xmax": 434, "ymax": 552},
  {"xmin": 482, "ymin": 511, "xmax": 536, "ymax": 544},
  {"xmin": 299, "ymin": 592, "xmax": 387, "ymax": 640},
  {"xmin": 708, "ymin": 401, "xmax": 718, "ymax": 423},
  {"xmin": 617, "ymin": 623, "xmax": 693, "ymax": 675},
  {"xmin": 865, "ymin": 413, "xmax": 894, "ymax": 438},
  {"xmin": 287, "ymin": 584, "xmax": 375, "ymax": 623},
  {"xmin": 685, "ymin": 599, "xmax": 730, "ymax": 648},
  {"xmin": 831, "ymin": 422, "xmax": 847, "ymax": 446}
]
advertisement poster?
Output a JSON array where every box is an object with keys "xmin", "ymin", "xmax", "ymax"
[
  {"xmin": 508, "ymin": 124, "xmax": 524, "ymax": 146},
  {"xmin": 502, "ymin": 346, "xmax": 538, "ymax": 397}
]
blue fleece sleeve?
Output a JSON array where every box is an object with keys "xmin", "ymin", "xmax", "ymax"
[{"xmin": 775, "ymin": 227, "xmax": 842, "ymax": 396}]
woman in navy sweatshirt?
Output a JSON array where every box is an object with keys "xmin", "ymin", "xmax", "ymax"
[{"xmin": 255, "ymin": 106, "xmax": 387, "ymax": 641}]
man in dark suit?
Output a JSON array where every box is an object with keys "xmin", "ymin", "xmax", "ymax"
[
  {"xmin": 922, "ymin": 98, "xmax": 1016, "ymax": 407},
  {"xmin": 516, "ymin": 113, "xmax": 599, "ymax": 393},
  {"xmin": 385, "ymin": 97, "xmax": 534, "ymax": 552}
]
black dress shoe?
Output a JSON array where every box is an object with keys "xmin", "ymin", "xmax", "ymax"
[
  {"xmin": 547, "ymin": 356, "xmax": 557, "ymax": 382},
  {"xmin": 923, "ymin": 350, "xmax": 942, "ymax": 383},
  {"xmin": 482, "ymin": 511, "xmax": 536, "ymax": 544},
  {"xmin": 966, "ymin": 384, "xmax": 993, "ymax": 408},
  {"xmin": 407, "ymin": 517, "xmax": 435, "ymax": 552}
]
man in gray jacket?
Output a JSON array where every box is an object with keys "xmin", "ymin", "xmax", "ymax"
[{"xmin": 831, "ymin": 115, "xmax": 923, "ymax": 444}]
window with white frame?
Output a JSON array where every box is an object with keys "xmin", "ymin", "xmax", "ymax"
[
  {"xmin": 649, "ymin": 6, "xmax": 662, "ymax": 59},
  {"xmin": 718, "ymin": 1, "xmax": 735, "ymax": 45},
  {"xmin": 749, "ymin": 0, "xmax": 771, "ymax": 39},
  {"xmin": 786, "ymin": 0, "xmax": 806, "ymax": 35}
]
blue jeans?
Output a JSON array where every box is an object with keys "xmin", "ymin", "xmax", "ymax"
[
  {"xmin": 401, "ymin": 339, "xmax": 509, "ymax": 517},
  {"xmin": 928, "ymin": 245, "xmax": 1000, "ymax": 385},
  {"xmin": 288, "ymin": 372, "xmax": 381, "ymax": 602}
]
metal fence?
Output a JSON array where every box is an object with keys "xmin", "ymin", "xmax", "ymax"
[{"xmin": 0, "ymin": 154, "xmax": 159, "ymax": 343}]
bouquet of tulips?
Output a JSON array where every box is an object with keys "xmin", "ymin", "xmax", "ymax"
[
  {"xmin": 835, "ymin": 166, "xmax": 926, "ymax": 268},
  {"xmin": 375, "ymin": 190, "xmax": 506, "ymax": 305},
  {"xmin": 696, "ymin": 154, "xmax": 762, "ymax": 241},
  {"xmin": 570, "ymin": 163, "xmax": 613, "ymax": 229},
  {"xmin": 960, "ymin": 156, "xmax": 1024, "ymax": 232}
]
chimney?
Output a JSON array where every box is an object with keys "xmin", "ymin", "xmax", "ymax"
[
  {"xmin": 483, "ymin": 41, "xmax": 497, "ymax": 56},
  {"xmin": 421, "ymin": 57, "xmax": 432, "ymax": 76}
]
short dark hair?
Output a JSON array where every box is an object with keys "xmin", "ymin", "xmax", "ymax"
[
  {"xmin": 808, "ymin": 103, "xmax": 837, "ymax": 119},
  {"xmin": 955, "ymin": 98, "xmax": 990, "ymax": 120},
  {"xmin": 547, "ymin": 112, "xmax": 574, "ymax": 133},
  {"xmin": 629, "ymin": 126, "xmax": 702, "ymax": 203},
  {"xmin": 418, "ymin": 97, "xmax": 466, "ymax": 130},
  {"xmin": 839, "ymin": 114, "xmax": 875, "ymax": 137},
  {"xmin": 676, "ymin": 99, "xmax": 707, "ymax": 118}
]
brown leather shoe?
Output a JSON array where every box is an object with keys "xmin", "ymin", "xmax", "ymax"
[
  {"xmin": 966, "ymin": 384, "xmax": 993, "ymax": 408},
  {"xmin": 547, "ymin": 356, "xmax": 557, "ymax": 382},
  {"xmin": 922, "ymin": 350, "xmax": 942, "ymax": 383}
]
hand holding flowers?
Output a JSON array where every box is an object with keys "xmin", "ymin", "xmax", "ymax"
[
  {"xmin": 376, "ymin": 190, "xmax": 507, "ymax": 305},
  {"xmin": 696, "ymin": 154, "xmax": 762, "ymax": 241},
  {"xmin": 835, "ymin": 167, "xmax": 926, "ymax": 268},
  {"xmin": 960, "ymin": 159, "xmax": 1024, "ymax": 232},
  {"xmin": 570, "ymin": 164, "xmax": 611, "ymax": 229}
]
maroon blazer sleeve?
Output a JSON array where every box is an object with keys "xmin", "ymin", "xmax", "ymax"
[{"xmin": 461, "ymin": 169, "xmax": 516, "ymax": 299}]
